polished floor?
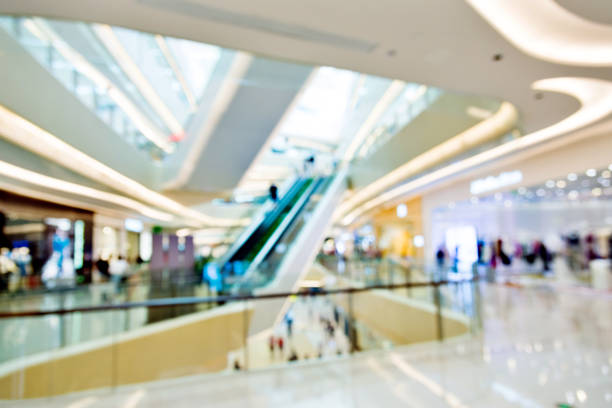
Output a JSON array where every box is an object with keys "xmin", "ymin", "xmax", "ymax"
[{"xmin": 3, "ymin": 281, "xmax": 612, "ymax": 407}]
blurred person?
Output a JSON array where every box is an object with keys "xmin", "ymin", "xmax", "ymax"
[
  {"xmin": 585, "ymin": 233, "xmax": 600, "ymax": 263},
  {"xmin": 435, "ymin": 245, "xmax": 446, "ymax": 269},
  {"xmin": 285, "ymin": 310, "xmax": 294, "ymax": 338},
  {"xmin": 490, "ymin": 239, "xmax": 511, "ymax": 271},
  {"xmin": 0, "ymin": 212, "xmax": 10, "ymax": 251},
  {"xmin": 109, "ymin": 255, "xmax": 129, "ymax": 290},
  {"xmin": 277, "ymin": 337, "xmax": 284, "ymax": 355},
  {"xmin": 95, "ymin": 257, "xmax": 110, "ymax": 280},
  {"xmin": 0, "ymin": 213, "xmax": 16, "ymax": 292},
  {"xmin": 42, "ymin": 229, "xmax": 74, "ymax": 287},
  {"xmin": 0, "ymin": 247, "xmax": 17, "ymax": 292},
  {"xmin": 565, "ymin": 233, "xmax": 582, "ymax": 272},
  {"xmin": 303, "ymin": 154, "xmax": 315, "ymax": 175},
  {"xmin": 269, "ymin": 184, "xmax": 278, "ymax": 202},
  {"xmin": 268, "ymin": 335, "xmax": 275, "ymax": 358},
  {"xmin": 288, "ymin": 350, "xmax": 299, "ymax": 362},
  {"xmin": 12, "ymin": 246, "xmax": 32, "ymax": 290},
  {"xmin": 534, "ymin": 241, "xmax": 551, "ymax": 273}
]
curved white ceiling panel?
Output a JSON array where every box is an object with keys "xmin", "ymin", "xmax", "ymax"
[
  {"xmin": 467, "ymin": 0, "xmax": 612, "ymax": 66},
  {"xmin": 341, "ymin": 77, "xmax": 612, "ymax": 224}
]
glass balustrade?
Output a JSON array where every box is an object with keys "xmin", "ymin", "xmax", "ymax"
[{"xmin": 0, "ymin": 273, "xmax": 481, "ymax": 401}]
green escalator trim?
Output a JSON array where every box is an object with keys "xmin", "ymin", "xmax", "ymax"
[{"xmin": 243, "ymin": 178, "xmax": 313, "ymax": 263}]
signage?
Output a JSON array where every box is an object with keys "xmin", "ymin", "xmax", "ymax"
[
  {"xmin": 125, "ymin": 218, "xmax": 144, "ymax": 233},
  {"xmin": 470, "ymin": 170, "xmax": 523, "ymax": 195},
  {"xmin": 73, "ymin": 220, "xmax": 84, "ymax": 270}
]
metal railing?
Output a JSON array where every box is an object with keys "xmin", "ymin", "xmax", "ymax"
[{"xmin": 0, "ymin": 269, "xmax": 481, "ymax": 400}]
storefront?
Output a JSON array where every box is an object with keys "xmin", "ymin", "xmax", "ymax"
[
  {"xmin": 419, "ymin": 127, "xmax": 612, "ymax": 274},
  {"xmin": 0, "ymin": 190, "xmax": 93, "ymax": 289}
]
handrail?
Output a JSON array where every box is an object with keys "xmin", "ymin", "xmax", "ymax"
[
  {"xmin": 0, "ymin": 277, "xmax": 477, "ymax": 318},
  {"xmin": 217, "ymin": 176, "xmax": 299, "ymax": 268},
  {"xmin": 238, "ymin": 177, "xmax": 323, "ymax": 286}
]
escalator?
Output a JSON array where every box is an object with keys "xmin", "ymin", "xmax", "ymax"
[{"xmin": 219, "ymin": 177, "xmax": 324, "ymax": 290}]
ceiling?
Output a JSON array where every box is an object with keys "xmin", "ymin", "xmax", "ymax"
[
  {"xmin": 1, "ymin": 0, "xmax": 612, "ymax": 229},
  {"xmin": 3, "ymin": 0, "xmax": 610, "ymax": 134}
]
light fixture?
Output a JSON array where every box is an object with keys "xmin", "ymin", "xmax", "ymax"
[
  {"xmin": 337, "ymin": 101, "xmax": 517, "ymax": 220},
  {"xmin": 0, "ymin": 160, "xmax": 175, "ymax": 222},
  {"xmin": 175, "ymin": 228, "xmax": 191, "ymax": 237},
  {"xmin": 0, "ymin": 105, "xmax": 247, "ymax": 227},
  {"xmin": 466, "ymin": 106, "xmax": 493, "ymax": 120},
  {"xmin": 466, "ymin": 0, "xmax": 612, "ymax": 66},
  {"xmin": 93, "ymin": 25, "xmax": 184, "ymax": 136},
  {"xmin": 556, "ymin": 180, "xmax": 566, "ymax": 188},
  {"xmin": 567, "ymin": 173, "xmax": 577, "ymax": 181},
  {"xmin": 413, "ymin": 235, "xmax": 425, "ymax": 248},
  {"xmin": 602, "ymin": 170, "xmax": 611, "ymax": 178},
  {"xmin": 27, "ymin": 19, "xmax": 174, "ymax": 153},
  {"xmin": 340, "ymin": 77, "xmax": 612, "ymax": 225},
  {"xmin": 396, "ymin": 203, "xmax": 408, "ymax": 218},
  {"xmin": 586, "ymin": 168, "xmax": 597, "ymax": 177},
  {"xmin": 155, "ymin": 35, "xmax": 197, "ymax": 111},
  {"xmin": 545, "ymin": 180, "xmax": 555, "ymax": 188}
]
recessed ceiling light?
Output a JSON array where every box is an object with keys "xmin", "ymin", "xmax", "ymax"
[{"xmin": 586, "ymin": 168, "xmax": 597, "ymax": 177}]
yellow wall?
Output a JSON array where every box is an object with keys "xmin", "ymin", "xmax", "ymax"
[
  {"xmin": 309, "ymin": 264, "xmax": 469, "ymax": 345},
  {"xmin": 373, "ymin": 196, "xmax": 424, "ymax": 258},
  {"xmin": 0, "ymin": 304, "xmax": 252, "ymax": 399},
  {"xmin": 346, "ymin": 290, "xmax": 468, "ymax": 346}
]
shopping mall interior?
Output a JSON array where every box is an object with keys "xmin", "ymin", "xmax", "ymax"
[{"xmin": 0, "ymin": 1, "xmax": 611, "ymax": 407}]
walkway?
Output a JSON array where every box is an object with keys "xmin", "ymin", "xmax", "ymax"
[{"xmin": 3, "ymin": 281, "xmax": 610, "ymax": 407}]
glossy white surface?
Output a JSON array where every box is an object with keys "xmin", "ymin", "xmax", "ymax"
[{"xmin": 4, "ymin": 282, "xmax": 611, "ymax": 407}]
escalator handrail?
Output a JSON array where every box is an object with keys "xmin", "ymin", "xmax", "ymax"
[
  {"xmin": 228, "ymin": 178, "xmax": 308, "ymax": 263},
  {"xmin": 236, "ymin": 177, "xmax": 324, "ymax": 288},
  {"xmin": 217, "ymin": 176, "xmax": 301, "ymax": 267}
]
